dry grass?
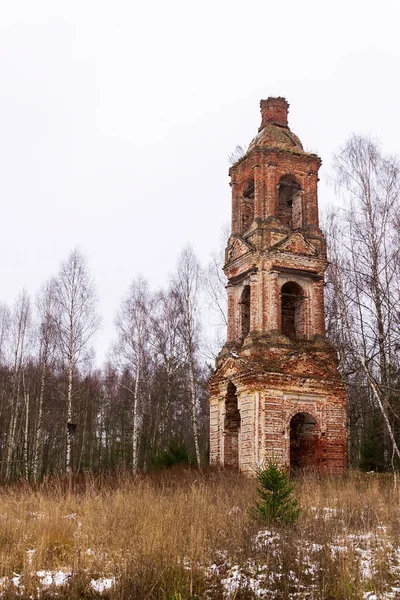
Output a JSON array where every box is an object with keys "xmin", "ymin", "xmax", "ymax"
[{"xmin": 0, "ymin": 469, "xmax": 400, "ymax": 598}]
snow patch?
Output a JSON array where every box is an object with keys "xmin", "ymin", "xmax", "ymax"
[
  {"xmin": 36, "ymin": 570, "xmax": 71, "ymax": 587},
  {"xmin": 90, "ymin": 577, "xmax": 115, "ymax": 593}
]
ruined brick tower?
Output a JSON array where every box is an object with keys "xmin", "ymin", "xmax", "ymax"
[{"xmin": 209, "ymin": 97, "xmax": 347, "ymax": 474}]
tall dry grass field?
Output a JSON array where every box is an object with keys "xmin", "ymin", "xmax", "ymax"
[{"xmin": 0, "ymin": 469, "xmax": 399, "ymax": 598}]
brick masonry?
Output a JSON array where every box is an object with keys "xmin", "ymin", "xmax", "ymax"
[{"xmin": 209, "ymin": 97, "xmax": 347, "ymax": 474}]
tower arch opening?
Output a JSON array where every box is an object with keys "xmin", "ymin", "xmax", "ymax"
[
  {"xmin": 240, "ymin": 285, "xmax": 251, "ymax": 341},
  {"xmin": 223, "ymin": 382, "xmax": 241, "ymax": 469},
  {"xmin": 278, "ymin": 175, "xmax": 302, "ymax": 229},
  {"xmin": 241, "ymin": 178, "xmax": 255, "ymax": 232},
  {"xmin": 290, "ymin": 412, "xmax": 319, "ymax": 472},
  {"xmin": 281, "ymin": 282, "xmax": 304, "ymax": 340}
]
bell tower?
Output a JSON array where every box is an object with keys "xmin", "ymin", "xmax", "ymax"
[{"xmin": 209, "ymin": 97, "xmax": 347, "ymax": 473}]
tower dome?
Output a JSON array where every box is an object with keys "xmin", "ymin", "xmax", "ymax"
[{"xmin": 248, "ymin": 97, "xmax": 303, "ymax": 152}]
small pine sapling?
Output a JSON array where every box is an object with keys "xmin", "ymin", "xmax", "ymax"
[{"xmin": 251, "ymin": 460, "xmax": 300, "ymax": 525}]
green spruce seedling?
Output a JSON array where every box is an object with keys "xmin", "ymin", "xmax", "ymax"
[{"xmin": 251, "ymin": 460, "xmax": 301, "ymax": 525}]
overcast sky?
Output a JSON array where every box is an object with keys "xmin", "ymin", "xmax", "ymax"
[{"xmin": 1, "ymin": 0, "xmax": 400, "ymax": 363}]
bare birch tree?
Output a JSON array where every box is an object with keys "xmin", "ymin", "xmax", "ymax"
[
  {"xmin": 173, "ymin": 245, "xmax": 202, "ymax": 468},
  {"xmin": 149, "ymin": 287, "xmax": 185, "ymax": 449},
  {"xmin": 203, "ymin": 224, "xmax": 229, "ymax": 360},
  {"xmin": 4, "ymin": 290, "xmax": 31, "ymax": 480},
  {"xmin": 53, "ymin": 249, "xmax": 100, "ymax": 474},
  {"xmin": 0, "ymin": 304, "xmax": 11, "ymax": 461},
  {"xmin": 326, "ymin": 134, "xmax": 400, "ymax": 468},
  {"xmin": 0, "ymin": 304, "xmax": 10, "ymax": 364},
  {"xmin": 32, "ymin": 281, "xmax": 57, "ymax": 480},
  {"xmin": 114, "ymin": 276, "xmax": 150, "ymax": 474}
]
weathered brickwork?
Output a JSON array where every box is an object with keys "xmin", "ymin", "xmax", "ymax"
[{"xmin": 209, "ymin": 97, "xmax": 347, "ymax": 474}]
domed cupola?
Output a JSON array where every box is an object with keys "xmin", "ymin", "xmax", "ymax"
[{"xmin": 248, "ymin": 97, "xmax": 303, "ymax": 152}]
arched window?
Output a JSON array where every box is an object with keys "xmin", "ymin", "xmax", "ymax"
[
  {"xmin": 278, "ymin": 175, "xmax": 302, "ymax": 229},
  {"xmin": 281, "ymin": 282, "xmax": 304, "ymax": 340},
  {"xmin": 241, "ymin": 178, "xmax": 255, "ymax": 232},
  {"xmin": 240, "ymin": 285, "xmax": 250, "ymax": 340},
  {"xmin": 224, "ymin": 381, "xmax": 241, "ymax": 469}
]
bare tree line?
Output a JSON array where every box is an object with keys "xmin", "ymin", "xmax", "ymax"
[
  {"xmin": 325, "ymin": 134, "xmax": 400, "ymax": 470},
  {"xmin": 0, "ymin": 246, "xmax": 210, "ymax": 480}
]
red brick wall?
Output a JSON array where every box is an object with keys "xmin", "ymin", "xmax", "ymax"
[{"xmin": 209, "ymin": 98, "xmax": 347, "ymax": 474}]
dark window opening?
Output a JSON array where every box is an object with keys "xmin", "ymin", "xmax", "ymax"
[
  {"xmin": 224, "ymin": 381, "xmax": 241, "ymax": 469},
  {"xmin": 278, "ymin": 175, "xmax": 302, "ymax": 229},
  {"xmin": 281, "ymin": 281, "xmax": 304, "ymax": 340},
  {"xmin": 240, "ymin": 285, "xmax": 250, "ymax": 340},
  {"xmin": 243, "ymin": 180, "xmax": 255, "ymax": 199},
  {"xmin": 241, "ymin": 179, "xmax": 255, "ymax": 232},
  {"xmin": 290, "ymin": 412, "xmax": 319, "ymax": 472}
]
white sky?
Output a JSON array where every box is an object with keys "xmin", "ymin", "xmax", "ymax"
[{"xmin": 1, "ymin": 0, "xmax": 400, "ymax": 363}]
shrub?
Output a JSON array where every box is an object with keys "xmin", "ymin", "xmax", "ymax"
[
  {"xmin": 151, "ymin": 441, "xmax": 191, "ymax": 469},
  {"xmin": 251, "ymin": 461, "xmax": 300, "ymax": 525}
]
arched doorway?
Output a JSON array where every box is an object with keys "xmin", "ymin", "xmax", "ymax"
[
  {"xmin": 223, "ymin": 382, "xmax": 241, "ymax": 469},
  {"xmin": 281, "ymin": 282, "xmax": 305, "ymax": 340},
  {"xmin": 290, "ymin": 412, "xmax": 319, "ymax": 472}
]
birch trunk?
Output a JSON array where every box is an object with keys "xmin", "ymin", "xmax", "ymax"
[
  {"xmin": 132, "ymin": 327, "xmax": 140, "ymax": 474},
  {"xmin": 23, "ymin": 384, "xmax": 29, "ymax": 480},
  {"xmin": 5, "ymin": 368, "xmax": 20, "ymax": 479},
  {"xmin": 32, "ymin": 367, "xmax": 45, "ymax": 480},
  {"xmin": 5, "ymin": 294, "xmax": 29, "ymax": 480},
  {"xmin": 188, "ymin": 352, "xmax": 201, "ymax": 468},
  {"xmin": 66, "ymin": 357, "xmax": 73, "ymax": 474}
]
